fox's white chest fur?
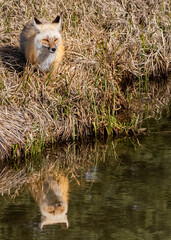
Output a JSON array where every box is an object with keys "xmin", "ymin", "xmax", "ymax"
[
  {"xmin": 34, "ymin": 29, "xmax": 62, "ymax": 72},
  {"xmin": 36, "ymin": 47, "xmax": 57, "ymax": 72}
]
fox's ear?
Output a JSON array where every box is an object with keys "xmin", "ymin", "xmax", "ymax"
[
  {"xmin": 33, "ymin": 17, "xmax": 42, "ymax": 32},
  {"xmin": 34, "ymin": 17, "xmax": 42, "ymax": 25},
  {"xmin": 52, "ymin": 15, "xmax": 61, "ymax": 31}
]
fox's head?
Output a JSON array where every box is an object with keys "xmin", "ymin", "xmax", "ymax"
[{"xmin": 33, "ymin": 16, "xmax": 62, "ymax": 54}]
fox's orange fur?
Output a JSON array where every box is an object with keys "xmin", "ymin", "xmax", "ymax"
[{"xmin": 20, "ymin": 16, "xmax": 64, "ymax": 74}]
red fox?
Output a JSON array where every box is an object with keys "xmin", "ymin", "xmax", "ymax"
[{"xmin": 20, "ymin": 16, "xmax": 64, "ymax": 74}]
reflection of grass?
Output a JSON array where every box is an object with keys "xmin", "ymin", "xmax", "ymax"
[
  {"xmin": 0, "ymin": 0, "xmax": 170, "ymax": 159},
  {"xmin": 0, "ymin": 139, "xmax": 121, "ymax": 195}
]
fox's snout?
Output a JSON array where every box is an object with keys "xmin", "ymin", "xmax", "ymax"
[
  {"xmin": 48, "ymin": 40, "xmax": 57, "ymax": 53},
  {"xmin": 41, "ymin": 39, "xmax": 58, "ymax": 53},
  {"xmin": 48, "ymin": 46, "xmax": 56, "ymax": 53}
]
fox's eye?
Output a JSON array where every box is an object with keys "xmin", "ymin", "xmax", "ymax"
[
  {"xmin": 49, "ymin": 210, "xmax": 55, "ymax": 214},
  {"xmin": 54, "ymin": 38, "xmax": 59, "ymax": 43},
  {"xmin": 42, "ymin": 39, "xmax": 49, "ymax": 44}
]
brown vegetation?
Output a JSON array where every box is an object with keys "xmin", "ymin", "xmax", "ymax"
[{"xmin": 0, "ymin": 0, "xmax": 170, "ymax": 159}]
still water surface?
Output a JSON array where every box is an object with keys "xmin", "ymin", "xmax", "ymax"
[{"xmin": 0, "ymin": 108, "xmax": 171, "ymax": 240}]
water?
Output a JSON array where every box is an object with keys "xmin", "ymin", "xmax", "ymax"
[{"xmin": 0, "ymin": 108, "xmax": 170, "ymax": 240}]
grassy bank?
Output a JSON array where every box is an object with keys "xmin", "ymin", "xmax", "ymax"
[{"xmin": 0, "ymin": 0, "xmax": 171, "ymax": 160}]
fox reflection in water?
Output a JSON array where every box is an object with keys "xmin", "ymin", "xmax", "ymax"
[{"xmin": 29, "ymin": 174, "xmax": 69, "ymax": 229}]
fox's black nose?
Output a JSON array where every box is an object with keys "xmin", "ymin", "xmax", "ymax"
[{"xmin": 51, "ymin": 48, "xmax": 56, "ymax": 52}]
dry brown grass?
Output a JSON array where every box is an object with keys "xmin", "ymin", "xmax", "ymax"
[
  {"xmin": 0, "ymin": 167, "xmax": 27, "ymax": 195},
  {"xmin": 0, "ymin": 0, "xmax": 170, "ymax": 159}
]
